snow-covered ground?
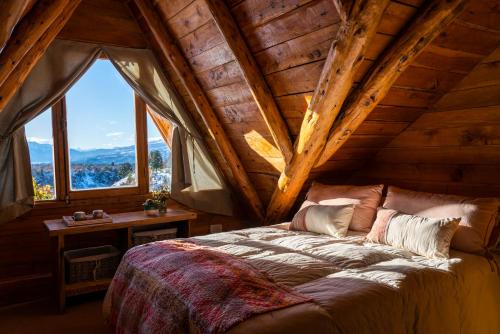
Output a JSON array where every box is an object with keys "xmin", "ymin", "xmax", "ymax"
[{"xmin": 112, "ymin": 168, "xmax": 171, "ymax": 191}]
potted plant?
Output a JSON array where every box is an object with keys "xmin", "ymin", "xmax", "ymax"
[{"xmin": 143, "ymin": 186, "xmax": 170, "ymax": 216}]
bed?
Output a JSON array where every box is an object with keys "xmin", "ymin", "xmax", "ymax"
[{"xmin": 103, "ymin": 223, "xmax": 500, "ymax": 334}]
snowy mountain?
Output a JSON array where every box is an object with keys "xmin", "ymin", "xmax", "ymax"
[
  {"xmin": 29, "ymin": 140, "xmax": 171, "ymax": 191},
  {"xmin": 28, "ymin": 140, "xmax": 170, "ymax": 164}
]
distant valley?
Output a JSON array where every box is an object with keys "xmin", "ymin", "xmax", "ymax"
[
  {"xmin": 29, "ymin": 140, "xmax": 171, "ymax": 193},
  {"xmin": 28, "ymin": 140, "xmax": 170, "ymax": 165}
]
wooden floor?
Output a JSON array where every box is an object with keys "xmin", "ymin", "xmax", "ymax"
[{"xmin": 0, "ymin": 293, "xmax": 109, "ymax": 334}]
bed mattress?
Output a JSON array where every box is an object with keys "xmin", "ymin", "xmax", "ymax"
[{"xmin": 104, "ymin": 224, "xmax": 500, "ymax": 333}]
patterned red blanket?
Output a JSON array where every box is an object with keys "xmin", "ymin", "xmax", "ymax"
[{"xmin": 107, "ymin": 240, "xmax": 311, "ymax": 334}]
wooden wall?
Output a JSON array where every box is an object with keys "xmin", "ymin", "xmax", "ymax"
[
  {"xmin": 147, "ymin": 0, "xmax": 499, "ymax": 205},
  {"xmin": 354, "ymin": 46, "xmax": 500, "ymax": 197},
  {"xmin": 57, "ymin": 0, "xmax": 147, "ymax": 48},
  {"xmin": 313, "ymin": 0, "xmax": 500, "ymax": 184}
]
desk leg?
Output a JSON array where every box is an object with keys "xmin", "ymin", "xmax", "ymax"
[
  {"xmin": 57, "ymin": 235, "xmax": 65, "ymax": 312},
  {"xmin": 127, "ymin": 227, "xmax": 133, "ymax": 249},
  {"xmin": 187, "ymin": 220, "xmax": 193, "ymax": 237}
]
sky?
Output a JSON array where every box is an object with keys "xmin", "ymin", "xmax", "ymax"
[{"xmin": 25, "ymin": 59, "xmax": 162, "ymax": 150}]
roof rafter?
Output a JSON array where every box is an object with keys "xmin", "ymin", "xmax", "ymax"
[
  {"xmin": 132, "ymin": 0, "xmax": 265, "ymax": 220},
  {"xmin": 0, "ymin": 0, "xmax": 33, "ymax": 52},
  {"xmin": 0, "ymin": 0, "xmax": 74, "ymax": 89},
  {"xmin": 316, "ymin": 0, "xmax": 470, "ymax": 167},
  {"xmin": 204, "ymin": 0, "xmax": 294, "ymax": 165},
  {"xmin": 331, "ymin": 0, "xmax": 353, "ymax": 23},
  {"xmin": 265, "ymin": 0, "xmax": 390, "ymax": 223},
  {"xmin": 0, "ymin": 0, "xmax": 81, "ymax": 112}
]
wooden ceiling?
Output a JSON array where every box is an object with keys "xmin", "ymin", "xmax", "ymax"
[{"xmin": 1, "ymin": 0, "xmax": 499, "ymax": 221}]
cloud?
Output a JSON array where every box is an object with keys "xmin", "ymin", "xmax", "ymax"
[
  {"xmin": 148, "ymin": 136, "xmax": 163, "ymax": 142},
  {"xmin": 106, "ymin": 132, "xmax": 124, "ymax": 137},
  {"xmin": 27, "ymin": 136, "xmax": 52, "ymax": 144}
]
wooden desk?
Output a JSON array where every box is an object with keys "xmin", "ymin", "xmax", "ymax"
[{"xmin": 44, "ymin": 209, "xmax": 197, "ymax": 311}]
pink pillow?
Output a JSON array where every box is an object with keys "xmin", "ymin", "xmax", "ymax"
[
  {"xmin": 305, "ymin": 183, "xmax": 384, "ymax": 232},
  {"xmin": 383, "ymin": 186, "xmax": 500, "ymax": 254}
]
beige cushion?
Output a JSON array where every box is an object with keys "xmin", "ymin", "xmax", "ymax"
[
  {"xmin": 383, "ymin": 186, "xmax": 500, "ymax": 254},
  {"xmin": 305, "ymin": 183, "xmax": 384, "ymax": 232},
  {"xmin": 290, "ymin": 204, "xmax": 354, "ymax": 238},
  {"xmin": 367, "ymin": 209, "xmax": 460, "ymax": 259}
]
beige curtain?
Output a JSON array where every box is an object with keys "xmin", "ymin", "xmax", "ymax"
[
  {"xmin": 0, "ymin": 40, "xmax": 233, "ymax": 223},
  {"xmin": 103, "ymin": 46, "xmax": 233, "ymax": 216},
  {"xmin": 0, "ymin": 40, "xmax": 100, "ymax": 223}
]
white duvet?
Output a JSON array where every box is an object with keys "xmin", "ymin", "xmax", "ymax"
[{"xmin": 189, "ymin": 224, "xmax": 500, "ymax": 334}]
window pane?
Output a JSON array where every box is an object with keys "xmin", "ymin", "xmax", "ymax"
[
  {"xmin": 25, "ymin": 109, "xmax": 56, "ymax": 200},
  {"xmin": 147, "ymin": 114, "xmax": 172, "ymax": 191},
  {"xmin": 65, "ymin": 60, "xmax": 137, "ymax": 191}
]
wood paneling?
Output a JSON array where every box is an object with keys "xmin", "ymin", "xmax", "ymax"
[
  {"xmin": 57, "ymin": 0, "xmax": 147, "ymax": 48},
  {"xmin": 242, "ymin": 0, "xmax": 340, "ymax": 52},
  {"xmin": 144, "ymin": 0, "xmax": 499, "ymax": 213},
  {"xmin": 355, "ymin": 46, "xmax": 500, "ymax": 198}
]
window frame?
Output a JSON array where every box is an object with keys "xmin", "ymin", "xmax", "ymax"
[{"xmin": 35, "ymin": 93, "xmax": 151, "ymax": 203}]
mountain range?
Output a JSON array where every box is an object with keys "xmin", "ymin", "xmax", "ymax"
[{"xmin": 28, "ymin": 140, "xmax": 170, "ymax": 165}]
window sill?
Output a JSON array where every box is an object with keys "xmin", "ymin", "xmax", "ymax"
[{"xmin": 32, "ymin": 193, "xmax": 150, "ymax": 211}]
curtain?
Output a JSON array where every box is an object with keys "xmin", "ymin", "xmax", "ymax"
[
  {"xmin": 0, "ymin": 39, "xmax": 233, "ymax": 223},
  {"xmin": 103, "ymin": 46, "xmax": 233, "ymax": 216},
  {"xmin": 0, "ymin": 40, "xmax": 100, "ymax": 223}
]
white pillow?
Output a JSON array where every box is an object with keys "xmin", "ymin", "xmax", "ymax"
[
  {"xmin": 367, "ymin": 208, "xmax": 460, "ymax": 259},
  {"xmin": 290, "ymin": 204, "xmax": 354, "ymax": 238}
]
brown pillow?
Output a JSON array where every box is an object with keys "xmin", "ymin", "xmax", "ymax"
[
  {"xmin": 305, "ymin": 183, "xmax": 384, "ymax": 232},
  {"xmin": 290, "ymin": 204, "xmax": 354, "ymax": 238},
  {"xmin": 383, "ymin": 186, "xmax": 500, "ymax": 254}
]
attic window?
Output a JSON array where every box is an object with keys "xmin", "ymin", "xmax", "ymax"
[
  {"xmin": 25, "ymin": 109, "xmax": 56, "ymax": 201},
  {"xmin": 25, "ymin": 59, "xmax": 173, "ymax": 203},
  {"xmin": 65, "ymin": 60, "xmax": 138, "ymax": 191},
  {"xmin": 147, "ymin": 111, "xmax": 172, "ymax": 191}
]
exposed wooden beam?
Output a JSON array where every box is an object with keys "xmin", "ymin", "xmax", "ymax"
[
  {"xmin": 316, "ymin": 0, "xmax": 470, "ymax": 167},
  {"xmin": 204, "ymin": 0, "xmax": 294, "ymax": 164},
  {"xmin": 132, "ymin": 0, "xmax": 265, "ymax": 220},
  {"xmin": 265, "ymin": 0, "xmax": 390, "ymax": 223},
  {"xmin": 332, "ymin": 0, "xmax": 353, "ymax": 23},
  {"xmin": 148, "ymin": 106, "xmax": 173, "ymax": 148},
  {"xmin": 0, "ymin": 0, "xmax": 74, "ymax": 88},
  {"xmin": 0, "ymin": 0, "xmax": 35, "ymax": 52},
  {"xmin": 0, "ymin": 1, "xmax": 81, "ymax": 112}
]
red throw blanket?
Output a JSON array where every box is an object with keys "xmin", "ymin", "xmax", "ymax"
[{"xmin": 107, "ymin": 240, "xmax": 311, "ymax": 334}]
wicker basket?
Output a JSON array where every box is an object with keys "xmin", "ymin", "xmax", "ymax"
[
  {"xmin": 133, "ymin": 227, "xmax": 178, "ymax": 246},
  {"xmin": 64, "ymin": 245, "xmax": 120, "ymax": 284}
]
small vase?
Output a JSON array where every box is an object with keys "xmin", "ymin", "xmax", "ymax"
[{"xmin": 158, "ymin": 202, "xmax": 167, "ymax": 214}]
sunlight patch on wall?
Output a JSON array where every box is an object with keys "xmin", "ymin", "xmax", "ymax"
[{"xmin": 243, "ymin": 130, "xmax": 285, "ymax": 172}]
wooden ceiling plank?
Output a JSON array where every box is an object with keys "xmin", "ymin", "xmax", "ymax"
[
  {"xmin": 0, "ymin": 0, "xmax": 74, "ymax": 88},
  {"xmin": 316, "ymin": 0, "xmax": 470, "ymax": 167},
  {"xmin": 204, "ymin": 0, "xmax": 294, "ymax": 164},
  {"xmin": 147, "ymin": 107, "xmax": 174, "ymax": 148},
  {"xmin": 0, "ymin": 0, "xmax": 35, "ymax": 52},
  {"xmin": 0, "ymin": 1, "xmax": 81, "ymax": 112},
  {"xmin": 133, "ymin": 0, "xmax": 265, "ymax": 220},
  {"xmin": 265, "ymin": 0, "xmax": 390, "ymax": 223}
]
